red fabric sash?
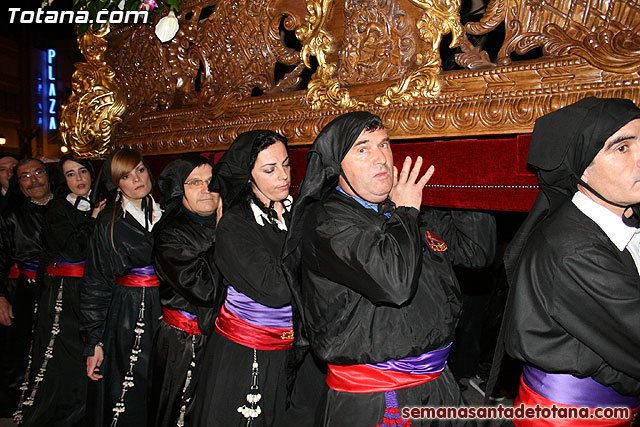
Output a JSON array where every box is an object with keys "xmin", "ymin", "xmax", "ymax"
[
  {"xmin": 19, "ymin": 269, "xmax": 36, "ymax": 280},
  {"xmin": 514, "ymin": 376, "xmax": 639, "ymax": 426},
  {"xmin": 115, "ymin": 274, "xmax": 160, "ymax": 288},
  {"xmin": 162, "ymin": 307, "xmax": 202, "ymax": 336},
  {"xmin": 8, "ymin": 263, "xmax": 19, "ymax": 279},
  {"xmin": 326, "ymin": 363, "xmax": 442, "ymax": 393},
  {"xmin": 214, "ymin": 303, "xmax": 293, "ymax": 351},
  {"xmin": 46, "ymin": 263, "xmax": 85, "ymax": 278}
]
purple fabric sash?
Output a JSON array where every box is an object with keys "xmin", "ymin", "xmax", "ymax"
[
  {"xmin": 366, "ymin": 342, "xmax": 452, "ymax": 374},
  {"xmin": 18, "ymin": 259, "xmax": 40, "ymax": 272},
  {"xmin": 225, "ymin": 285, "xmax": 293, "ymax": 329},
  {"xmin": 127, "ymin": 265, "xmax": 157, "ymax": 276},
  {"xmin": 178, "ymin": 310, "xmax": 198, "ymax": 320},
  {"xmin": 50, "ymin": 257, "xmax": 85, "ymax": 266},
  {"xmin": 523, "ymin": 365, "xmax": 640, "ymax": 408}
]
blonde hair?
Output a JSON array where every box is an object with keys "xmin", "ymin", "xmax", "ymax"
[
  {"xmin": 110, "ymin": 148, "xmax": 143, "ymax": 189},
  {"xmin": 110, "ymin": 148, "xmax": 144, "ymax": 252}
]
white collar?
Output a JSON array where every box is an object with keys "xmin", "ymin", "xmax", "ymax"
[
  {"xmin": 66, "ymin": 190, "xmax": 92, "ymax": 212},
  {"xmin": 572, "ymin": 191, "xmax": 640, "ymax": 251},
  {"xmin": 121, "ymin": 196, "xmax": 163, "ymax": 231},
  {"xmin": 249, "ymin": 195, "xmax": 292, "ymax": 231}
]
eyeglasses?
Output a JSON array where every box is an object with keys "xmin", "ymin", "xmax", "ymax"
[
  {"xmin": 18, "ymin": 168, "xmax": 47, "ymax": 181},
  {"xmin": 184, "ymin": 178, "xmax": 212, "ymax": 188}
]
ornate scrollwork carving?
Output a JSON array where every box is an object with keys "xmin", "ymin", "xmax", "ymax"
[
  {"xmin": 463, "ymin": 0, "xmax": 640, "ymax": 72},
  {"xmin": 298, "ymin": 0, "xmax": 462, "ymax": 109},
  {"xmin": 60, "ymin": 25, "xmax": 126, "ymax": 158},
  {"xmin": 375, "ymin": 0, "xmax": 463, "ymax": 106},
  {"xmin": 338, "ymin": 0, "xmax": 415, "ymax": 85},
  {"xmin": 59, "ymin": 0, "xmax": 640, "ymax": 156},
  {"xmin": 297, "ymin": 0, "xmax": 363, "ymax": 110}
]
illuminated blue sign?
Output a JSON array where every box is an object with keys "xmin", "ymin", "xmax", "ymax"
[{"xmin": 47, "ymin": 49, "xmax": 57, "ymax": 130}]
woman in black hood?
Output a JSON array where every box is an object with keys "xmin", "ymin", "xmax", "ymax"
[
  {"xmin": 190, "ymin": 130, "xmax": 298, "ymax": 427},
  {"xmin": 15, "ymin": 154, "xmax": 105, "ymax": 426},
  {"xmin": 80, "ymin": 148, "xmax": 163, "ymax": 427}
]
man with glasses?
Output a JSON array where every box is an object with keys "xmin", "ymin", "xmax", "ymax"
[
  {"xmin": 0, "ymin": 158, "xmax": 53, "ymax": 416},
  {"xmin": 150, "ymin": 154, "xmax": 223, "ymax": 427}
]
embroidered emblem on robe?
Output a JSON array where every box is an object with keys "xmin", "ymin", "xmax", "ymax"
[{"xmin": 425, "ymin": 231, "xmax": 448, "ymax": 252}]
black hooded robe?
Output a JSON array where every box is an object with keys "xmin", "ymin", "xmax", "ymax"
[
  {"xmin": 0, "ymin": 199, "xmax": 48, "ymax": 417},
  {"xmin": 18, "ymin": 196, "xmax": 96, "ymax": 426},
  {"xmin": 190, "ymin": 200, "xmax": 293, "ymax": 427},
  {"xmin": 501, "ymin": 98, "xmax": 640, "ymax": 422},
  {"xmin": 504, "ymin": 200, "xmax": 640, "ymax": 396},
  {"xmin": 80, "ymin": 203, "xmax": 162, "ymax": 427},
  {"xmin": 149, "ymin": 206, "xmax": 222, "ymax": 427},
  {"xmin": 300, "ymin": 191, "xmax": 495, "ymax": 427}
]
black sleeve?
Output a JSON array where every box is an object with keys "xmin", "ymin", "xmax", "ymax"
[
  {"xmin": 304, "ymin": 206, "xmax": 422, "ymax": 306},
  {"xmin": 154, "ymin": 222, "xmax": 218, "ymax": 307},
  {"xmin": 42, "ymin": 201, "xmax": 95, "ymax": 262},
  {"xmin": 0, "ymin": 214, "xmax": 13, "ymax": 298},
  {"xmin": 548, "ymin": 246, "xmax": 640, "ymax": 380},
  {"xmin": 80, "ymin": 217, "xmax": 116, "ymax": 355},
  {"xmin": 214, "ymin": 211, "xmax": 290, "ymax": 308},
  {"xmin": 505, "ymin": 236, "xmax": 640, "ymax": 394},
  {"xmin": 419, "ymin": 208, "xmax": 496, "ymax": 268}
]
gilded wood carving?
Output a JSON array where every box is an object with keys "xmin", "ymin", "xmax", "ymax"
[
  {"xmin": 59, "ymin": 25, "xmax": 126, "ymax": 158},
  {"xmin": 464, "ymin": 0, "xmax": 640, "ymax": 72},
  {"xmin": 60, "ymin": 0, "xmax": 640, "ymax": 157}
]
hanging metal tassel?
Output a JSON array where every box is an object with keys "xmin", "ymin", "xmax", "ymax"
[
  {"xmin": 13, "ymin": 278, "xmax": 40, "ymax": 425},
  {"xmin": 110, "ymin": 288, "xmax": 146, "ymax": 427},
  {"xmin": 237, "ymin": 348, "xmax": 261, "ymax": 426},
  {"xmin": 176, "ymin": 336, "xmax": 196, "ymax": 427}
]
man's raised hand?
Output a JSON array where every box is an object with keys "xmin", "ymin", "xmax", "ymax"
[{"xmin": 389, "ymin": 156, "xmax": 434, "ymax": 210}]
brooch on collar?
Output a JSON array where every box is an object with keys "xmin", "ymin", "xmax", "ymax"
[{"xmin": 425, "ymin": 231, "xmax": 448, "ymax": 252}]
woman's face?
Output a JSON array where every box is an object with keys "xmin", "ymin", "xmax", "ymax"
[
  {"xmin": 250, "ymin": 141, "xmax": 290, "ymax": 205},
  {"xmin": 63, "ymin": 160, "xmax": 92, "ymax": 198},
  {"xmin": 118, "ymin": 161, "xmax": 152, "ymax": 202}
]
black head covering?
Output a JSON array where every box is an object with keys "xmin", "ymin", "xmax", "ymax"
[
  {"xmin": 158, "ymin": 153, "xmax": 212, "ymax": 214},
  {"xmin": 283, "ymin": 111, "xmax": 379, "ymax": 259},
  {"xmin": 210, "ymin": 129, "xmax": 285, "ymax": 205},
  {"xmin": 90, "ymin": 148, "xmax": 156, "ymax": 229},
  {"xmin": 90, "ymin": 148, "xmax": 155, "ymax": 204},
  {"xmin": 55, "ymin": 153, "xmax": 95, "ymax": 198},
  {"xmin": 90, "ymin": 151, "xmax": 118, "ymax": 206},
  {"xmin": 504, "ymin": 97, "xmax": 640, "ymax": 281}
]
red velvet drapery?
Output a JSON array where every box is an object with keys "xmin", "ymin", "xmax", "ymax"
[{"xmin": 139, "ymin": 134, "xmax": 538, "ymax": 212}]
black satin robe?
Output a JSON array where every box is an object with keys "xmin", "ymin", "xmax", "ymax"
[
  {"xmin": 504, "ymin": 200, "xmax": 640, "ymax": 396},
  {"xmin": 19, "ymin": 197, "xmax": 95, "ymax": 426},
  {"xmin": 300, "ymin": 191, "xmax": 496, "ymax": 426},
  {"xmin": 150, "ymin": 207, "xmax": 222, "ymax": 427},
  {"xmin": 0, "ymin": 199, "xmax": 48, "ymax": 416},
  {"xmin": 80, "ymin": 204, "xmax": 161, "ymax": 427},
  {"xmin": 190, "ymin": 201, "xmax": 293, "ymax": 427}
]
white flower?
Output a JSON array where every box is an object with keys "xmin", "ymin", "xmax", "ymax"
[
  {"xmin": 117, "ymin": 0, "xmax": 125, "ymax": 10},
  {"xmin": 155, "ymin": 10, "xmax": 179, "ymax": 43}
]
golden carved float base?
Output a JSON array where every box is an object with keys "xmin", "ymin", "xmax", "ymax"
[{"xmin": 112, "ymin": 55, "xmax": 640, "ymax": 155}]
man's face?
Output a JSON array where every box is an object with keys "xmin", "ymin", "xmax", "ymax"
[
  {"xmin": 0, "ymin": 156, "xmax": 18, "ymax": 192},
  {"xmin": 339, "ymin": 127, "xmax": 393, "ymax": 203},
  {"xmin": 582, "ymin": 118, "xmax": 640, "ymax": 214},
  {"xmin": 17, "ymin": 160, "xmax": 51, "ymax": 202},
  {"xmin": 182, "ymin": 164, "xmax": 220, "ymax": 216}
]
